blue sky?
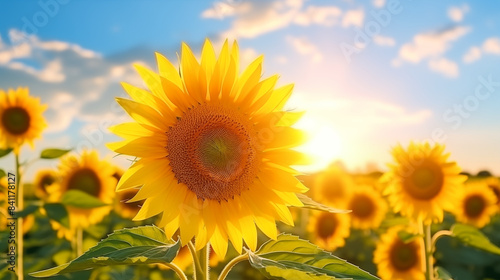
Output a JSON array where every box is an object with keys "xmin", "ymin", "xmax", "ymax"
[{"xmin": 1, "ymin": 0, "xmax": 499, "ymax": 179}]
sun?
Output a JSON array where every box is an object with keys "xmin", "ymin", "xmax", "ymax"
[{"xmin": 295, "ymin": 119, "xmax": 342, "ymax": 173}]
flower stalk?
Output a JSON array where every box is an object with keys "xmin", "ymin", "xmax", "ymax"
[
  {"xmin": 218, "ymin": 253, "xmax": 249, "ymax": 280},
  {"xmin": 422, "ymin": 223, "xmax": 434, "ymax": 280}
]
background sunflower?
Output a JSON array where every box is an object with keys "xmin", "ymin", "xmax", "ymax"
[
  {"xmin": 381, "ymin": 142, "xmax": 466, "ymax": 224},
  {"xmin": 47, "ymin": 150, "xmax": 116, "ymax": 239},
  {"xmin": 453, "ymin": 180, "xmax": 498, "ymax": 228},
  {"xmin": 374, "ymin": 227, "xmax": 424, "ymax": 280},
  {"xmin": 307, "ymin": 211, "xmax": 350, "ymax": 251},
  {"xmin": 0, "ymin": 87, "xmax": 46, "ymax": 153}
]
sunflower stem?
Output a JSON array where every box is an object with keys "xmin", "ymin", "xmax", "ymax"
[
  {"xmin": 431, "ymin": 230, "xmax": 452, "ymax": 249},
  {"xmin": 160, "ymin": 263, "xmax": 189, "ymax": 280},
  {"xmin": 15, "ymin": 153, "xmax": 24, "ymax": 280},
  {"xmin": 423, "ymin": 223, "xmax": 434, "ymax": 280},
  {"xmin": 77, "ymin": 227, "xmax": 83, "ymax": 256},
  {"xmin": 198, "ymin": 244, "xmax": 210, "ymax": 280},
  {"xmin": 217, "ymin": 253, "xmax": 249, "ymax": 280},
  {"xmin": 188, "ymin": 241, "xmax": 204, "ymax": 280}
]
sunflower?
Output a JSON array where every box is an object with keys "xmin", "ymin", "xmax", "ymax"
[
  {"xmin": 307, "ymin": 211, "xmax": 350, "ymax": 251},
  {"xmin": 374, "ymin": 226, "xmax": 424, "ymax": 280},
  {"xmin": 107, "ymin": 39, "xmax": 308, "ymax": 256},
  {"xmin": 34, "ymin": 169, "xmax": 57, "ymax": 199},
  {"xmin": 347, "ymin": 185, "xmax": 387, "ymax": 230},
  {"xmin": 0, "ymin": 87, "xmax": 47, "ymax": 153},
  {"xmin": 486, "ymin": 177, "xmax": 500, "ymax": 207},
  {"xmin": 453, "ymin": 180, "xmax": 498, "ymax": 228},
  {"xmin": 47, "ymin": 150, "xmax": 116, "ymax": 239},
  {"xmin": 381, "ymin": 142, "xmax": 466, "ymax": 224},
  {"xmin": 312, "ymin": 164, "xmax": 354, "ymax": 208}
]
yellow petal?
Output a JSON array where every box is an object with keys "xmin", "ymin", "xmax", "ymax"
[
  {"xmin": 155, "ymin": 52, "xmax": 183, "ymax": 89},
  {"xmin": 115, "ymin": 97, "xmax": 170, "ymax": 130},
  {"xmin": 181, "ymin": 42, "xmax": 204, "ymax": 103}
]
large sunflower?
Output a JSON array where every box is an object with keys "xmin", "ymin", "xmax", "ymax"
[
  {"xmin": 0, "ymin": 87, "xmax": 47, "ymax": 153},
  {"xmin": 347, "ymin": 185, "xmax": 387, "ymax": 230},
  {"xmin": 312, "ymin": 164, "xmax": 354, "ymax": 208},
  {"xmin": 374, "ymin": 227, "xmax": 424, "ymax": 280},
  {"xmin": 112, "ymin": 166, "xmax": 142, "ymax": 219},
  {"xmin": 381, "ymin": 142, "xmax": 466, "ymax": 224},
  {"xmin": 307, "ymin": 211, "xmax": 350, "ymax": 251},
  {"xmin": 107, "ymin": 39, "xmax": 308, "ymax": 256},
  {"xmin": 34, "ymin": 169, "xmax": 57, "ymax": 200},
  {"xmin": 47, "ymin": 150, "xmax": 116, "ymax": 239},
  {"xmin": 453, "ymin": 180, "xmax": 498, "ymax": 228}
]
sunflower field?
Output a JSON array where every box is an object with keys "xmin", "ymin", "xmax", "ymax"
[{"xmin": 1, "ymin": 1, "xmax": 500, "ymax": 280}]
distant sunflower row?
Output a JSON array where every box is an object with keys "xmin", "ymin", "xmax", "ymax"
[{"xmin": 298, "ymin": 143, "xmax": 499, "ymax": 280}]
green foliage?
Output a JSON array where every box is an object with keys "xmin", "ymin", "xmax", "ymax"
[
  {"xmin": 248, "ymin": 234, "xmax": 380, "ymax": 280},
  {"xmin": 44, "ymin": 203, "xmax": 70, "ymax": 228},
  {"xmin": 435, "ymin": 266, "xmax": 453, "ymax": 280},
  {"xmin": 451, "ymin": 223, "xmax": 500, "ymax": 255},
  {"xmin": 0, "ymin": 169, "xmax": 6, "ymax": 178},
  {"xmin": 296, "ymin": 194, "xmax": 350, "ymax": 213},
  {"xmin": 40, "ymin": 148, "xmax": 71, "ymax": 159},
  {"xmin": 397, "ymin": 230, "xmax": 422, "ymax": 244},
  {"xmin": 30, "ymin": 226, "xmax": 180, "ymax": 277},
  {"xmin": 61, "ymin": 190, "xmax": 109, "ymax": 208},
  {"xmin": 15, "ymin": 204, "xmax": 40, "ymax": 218},
  {"xmin": 0, "ymin": 148, "xmax": 12, "ymax": 158}
]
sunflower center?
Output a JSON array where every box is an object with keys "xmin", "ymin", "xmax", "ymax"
[
  {"xmin": 2, "ymin": 107, "xmax": 31, "ymax": 135},
  {"xmin": 67, "ymin": 168, "xmax": 101, "ymax": 197},
  {"xmin": 351, "ymin": 194, "xmax": 375, "ymax": 218},
  {"xmin": 404, "ymin": 161, "xmax": 444, "ymax": 200},
  {"xmin": 316, "ymin": 212, "xmax": 338, "ymax": 240},
  {"xmin": 166, "ymin": 104, "xmax": 258, "ymax": 202},
  {"xmin": 389, "ymin": 240, "xmax": 418, "ymax": 271},
  {"xmin": 464, "ymin": 195, "xmax": 485, "ymax": 218},
  {"xmin": 39, "ymin": 174, "xmax": 55, "ymax": 193}
]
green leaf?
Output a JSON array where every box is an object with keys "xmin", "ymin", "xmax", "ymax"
[
  {"xmin": 15, "ymin": 204, "xmax": 39, "ymax": 218},
  {"xmin": 397, "ymin": 230, "xmax": 422, "ymax": 244},
  {"xmin": 0, "ymin": 148, "xmax": 12, "ymax": 158},
  {"xmin": 0, "ymin": 169, "xmax": 6, "ymax": 179},
  {"xmin": 249, "ymin": 234, "xmax": 380, "ymax": 280},
  {"xmin": 379, "ymin": 216, "xmax": 409, "ymax": 228},
  {"xmin": 451, "ymin": 223, "xmax": 500, "ymax": 255},
  {"xmin": 435, "ymin": 266, "xmax": 453, "ymax": 280},
  {"xmin": 40, "ymin": 148, "xmax": 71, "ymax": 159},
  {"xmin": 43, "ymin": 203, "xmax": 70, "ymax": 228},
  {"xmin": 61, "ymin": 190, "xmax": 109, "ymax": 209},
  {"xmin": 296, "ymin": 194, "xmax": 351, "ymax": 214},
  {"xmin": 30, "ymin": 226, "xmax": 180, "ymax": 277}
]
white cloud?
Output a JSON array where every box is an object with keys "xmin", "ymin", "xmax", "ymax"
[
  {"xmin": 462, "ymin": 37, "xmax": 500, "ymax": 63},
  {"xmin": 287, "ymin": 36, "xmax": 323, "ymax": 63},
  {"xmin": 341, "ymin": 9, "xmax": 365, "ymax": 28},
  {"xmin": 447, "ymin": 4, "xmax": 469, "ymax": 22},
  {"xmin": 428, "ymin": 57, "xmax": 459, "ymax": 78},
  {"xmin": 202, "ymin": 0, "xmax": 351, "ymax": 39},
  {"xmin": 372, "ymin": 0, "xmax": 386, "ymax": 8},
  {"xmin": 396, "ymin": 26, "xmax": 470, "ymax": 64},
  {"xmin": 373, "ymin": 35, "xmax": 396, "ymax": 47},
  {"xmin": 463, "ymin": 46, "xmax": 481, "ymax": 63},
  {"xmin": 483, "ymin": 37, "xmax": 500, "ymax": 54},
  {"xmin": 294, "ymin": 6, "xmax": 342, "ymax": 26},
  {"xmin": 0, "ymin": 29, "xmax": 157, "ymax": 135}
]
